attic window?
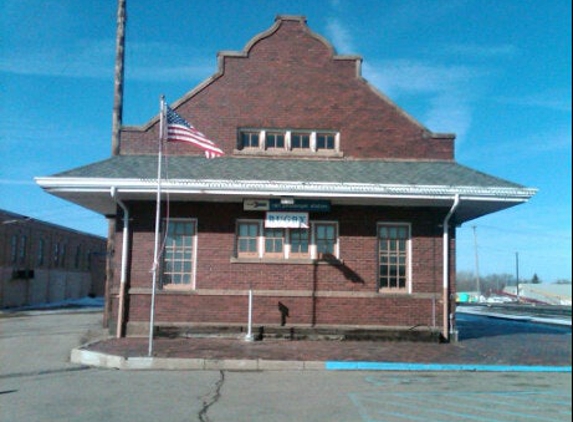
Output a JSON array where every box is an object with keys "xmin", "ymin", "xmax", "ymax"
[
  {"xmin": 291, "ymin": 132, "xmax": 310, "ymax": 149},
  {"xmin": 236, "ymin": 129, "xmax": 342, "ymax": 157}
]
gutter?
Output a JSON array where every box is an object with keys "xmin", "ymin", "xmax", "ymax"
[
  {"xmin": 443, "ymin": 194, "xmax": 460, "ymax": 341},
  {"xmin": 111, "ymin": 187, "xmax": 129, "ymax": 338}
]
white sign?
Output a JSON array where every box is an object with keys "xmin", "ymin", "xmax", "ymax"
[{"xmin": 265, "ymin": 212, "xmax": 309, "ymax": 228}]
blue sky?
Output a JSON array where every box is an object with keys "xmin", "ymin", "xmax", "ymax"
[{"xmin": 1, "ymin": 0, "xmax": 571, "ymax": 283}]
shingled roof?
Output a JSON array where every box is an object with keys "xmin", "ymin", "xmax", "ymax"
[
  {"xmin": 54, "ymin": 155, "xmax": 521, "ymax": 188},
  {"xmin": 37, "ymin": 155, "xmax": 536, "ymax": 224}
]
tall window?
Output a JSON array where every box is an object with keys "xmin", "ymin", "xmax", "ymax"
[
  {"xmin": 162, "ymin": 220, "xmax": 197, "ymax": 289},
  {"xmin": 37, "ymin": 239, "xmax": 45, "ymax": 267},
  {"xmin": 378, "ymin": 224, "xmax": 410, "ymax": 291},
  {"xmin": 74, "ymin": 245, "xmax": 82, "ymax": 269},
  {"xmin": 237, "ymin": 221, "xmax": 260, "ymax": 257},
  {"xmin": 10, "ymin": 235, "xmax": 18, "ymax": 264},
  {"xmin": 289, "ymin": 228, "xmax": 309, "ymax": 257},
  {"xmin": 264, "ymin": 228, "xmax": 285, "ymax": 257},
  {"xmin": 314, "ymin": 223, "xmax": 337, "ymax": 258}
]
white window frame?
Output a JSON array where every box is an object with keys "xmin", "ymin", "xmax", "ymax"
[
  {"xmin": 236, "ymin": 220, "xmax": 263, "ymax": 258},
  {"xmin": 311, "ymin": 221, "xmax": 339, "ymax": 260},
  {"xmin": 234, "ymin": 219, "xmax": 339, "ymax": 261},
  {"xmin": 377, "ymin": 222, "xmax": 412, "ymax": 294},
  {"xmin": 161, "ymin": 218, "xmax": 198, "ymax": 290},
  {"xmin": 237, "ymin": 128, "xmax": 341, "ymax": 156}
]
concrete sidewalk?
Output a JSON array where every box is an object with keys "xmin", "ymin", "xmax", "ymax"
[{"xmin": 73, "ymin": 312, "xmax": 572, "ymax": 372}]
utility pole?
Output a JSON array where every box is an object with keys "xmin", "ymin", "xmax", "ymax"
[
  {"xmin": 515, "ymin": 252, "xmax": 520, "ymax": 302},
  {"xmin": 472, "ymin": 226, "xmax": 481, "ymax": 302},
  {"xmin": 111, "ymin": 0, "xmax": 126, "ymax": 156},
  {"xmin": 105, "ymin": 0, "xmax": 126, "ymax": 333}
]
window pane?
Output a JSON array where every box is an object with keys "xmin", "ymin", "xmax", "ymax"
[
  {"xmin": 264, "ymin": 228, "xmax": 284, "ymax": 255},
  {"xmin": 162, "ymin": 220, "xmax": 195, "ymax": 287},
  {"xmin": 315, "ymin": 224, "xmax": 336, "ymax": 256},
  {"xmin": 242, "ymin": 132, "xmax": 259, "ymax": 148},
  {"xmin": 267, "ymin": 133, "xmax": 285, "ymax": 148},
  {"xmin": 292, "ymin": 133, "xmax": 310, "ymax": 149},
  {"xmin": 378, "ymin": 224, "xmax": 409, "ymax": 290},
  {"xmin": 317, "ymin": 134, "xmax": 335, "ymax": 150},
  {"xmin": 290, "ymin": 229, "xmax": 309, "ymax": 254}
]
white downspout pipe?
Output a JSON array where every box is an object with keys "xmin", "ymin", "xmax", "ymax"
[
  {"xmin": 443, "ymin": 194, "xmax": 460, "ymax": 341},
  {"xmin": 111, "ymin": 187, "xmax": 129, "ymax": 338}
]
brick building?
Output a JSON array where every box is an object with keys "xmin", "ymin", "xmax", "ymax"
[
  {"xmin": 37, "ymin": 16, "xmax": 535, "ymax": 341},
  {"xmin": 0, "ymin": 209, "xmax": 106, "ymax": 308}
]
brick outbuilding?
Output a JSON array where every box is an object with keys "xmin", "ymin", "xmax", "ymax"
[{"xmin": 37, "ymin": 16, "xmax": 535, "ymax": 341}]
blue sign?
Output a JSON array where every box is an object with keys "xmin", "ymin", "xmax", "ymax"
[{"xmin": 269, "ymin": 199, "xmax": 330, "ymax": 212}]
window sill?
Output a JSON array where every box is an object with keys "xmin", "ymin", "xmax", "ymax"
[
  {"xmin": 231, "ymin": 257, "xmax": 344, "ymax": 265},
  {"xmin": 378, "ymin": 289, "xmax": 410, "ymax": 295}
]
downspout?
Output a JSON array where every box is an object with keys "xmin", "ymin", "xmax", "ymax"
[
  {"xmin": 111, "ymin": 187, "xmax": 129, "ymax": 338},
  {"xmin": 442, "ymin": 194, "xmax": 460, "ymax": 341}
]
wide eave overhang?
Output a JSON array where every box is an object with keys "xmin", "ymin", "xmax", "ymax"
[{"xmin": 35, "ymin": 175, "xmax": 536, "ymax": 224}]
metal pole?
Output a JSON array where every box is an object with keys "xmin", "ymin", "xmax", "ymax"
[
  {"xmin": 472, "ymin": 226, "xmax": 481, "ymax": 302},
  {"xmin": 245, "ymin": 289, "xmax": 254, "ymax": 341},
  {"xmin": 515, "ymin": 252, "xmax": 520, "ymax": 303},
  {"xmin": 148, "ymin": 97, "xmax": 165, "ymax": 357}
]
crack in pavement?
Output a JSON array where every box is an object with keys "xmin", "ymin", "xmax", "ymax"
[{"xmin": 198, "ymin": 370, "xmax": 225, "ymax": 422}]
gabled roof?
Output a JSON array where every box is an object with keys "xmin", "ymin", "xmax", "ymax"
[{"xmin": 36, "ymin": 155, "xmax": 537, "ymax": 224}]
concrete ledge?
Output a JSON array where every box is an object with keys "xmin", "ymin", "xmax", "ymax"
[
  {"xmin": 258, "ymin": 359, "xmax": 305, "ymax": 371},
  {"xmin": 204, "ymin": 359, "xmax": 259, "ymax": 371},
  {"xmin": 71, "ymin": 348, "xmax": 571, "ymax": 373},
  {"xmin": 71, "ymin": 348, "xmax": 124, "ymax": 369}
]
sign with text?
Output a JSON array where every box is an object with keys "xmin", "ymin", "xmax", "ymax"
[
  {"xmin": 265, "ymin": 212, "xmax": 309, "ymax": 228},
  {"xmin": 244, "ymin": 199, "xmax": 330, "ymax": 212},
  {"xmin": 243, "ymin": 199, "xmax": 270, "ymax": 211}
]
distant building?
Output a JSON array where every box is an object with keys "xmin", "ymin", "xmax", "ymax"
[
  {"xmin": 0, "ymin": 209, "xmax": 106, "ymax": 308},
  {"xmin": 36, "ymin": 16, "xmax": 536, "ymax": 340},
  {"xmin": 504, "ymin": 284, "xmax": 572, "ymax": 306}
]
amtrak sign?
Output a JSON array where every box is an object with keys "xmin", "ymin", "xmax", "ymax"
[{"xmin": 265, "ymin": 212, "xmax": 309, "ymax": 228}]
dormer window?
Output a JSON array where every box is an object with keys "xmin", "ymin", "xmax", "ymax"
[{"xmin": 236, "ymin": 128, "xmax": 342, "ymax": 157}]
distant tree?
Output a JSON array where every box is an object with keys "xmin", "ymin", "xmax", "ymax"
[
  {"xmin": 554, "ymin": 279, "xmax": 572, "ymax": 285},
  {"xmin": 483, "ymin": 273, "xmax": 514, "ymax": 293},
  {"xmin": 456, "ymin": 271, "xmax": 477, "ymax": 292},
  {"xmin": 531, "ymin": 273, "xmax": 541, "ymax": 284}
]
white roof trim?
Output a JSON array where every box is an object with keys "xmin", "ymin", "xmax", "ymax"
[{"xmin": 35, "ymin": 176, "xmax": 536, "ymax": 201}]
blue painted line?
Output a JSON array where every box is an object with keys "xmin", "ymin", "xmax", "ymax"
[{"xmin": 325, "ymin": 361, "xmax": 572, "ymax": 372}]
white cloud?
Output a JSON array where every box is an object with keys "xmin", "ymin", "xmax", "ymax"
[
  {"xmin": 325, "ymin": 18, "xmax": 355, "ymax": 54},
  {"xmin": 362, "ymin": 60, "xmax": 480, "ymax": 138},
  {"xmin": 324, "ymin": 15, "xmax": 488, "ymax": 140}
]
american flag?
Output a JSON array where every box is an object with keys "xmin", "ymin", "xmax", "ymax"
[{"xmin": 165, "ymin": 106, "xmax": 224, "ymax": 158}]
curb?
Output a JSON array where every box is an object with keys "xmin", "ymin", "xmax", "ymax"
[
  {"xmin": 71, "ymin": 348, "xmax": 323, "ymax": 371},
  {"xmin": 71, "ymin": 348, "xmax": 572, "ymax": 373}
]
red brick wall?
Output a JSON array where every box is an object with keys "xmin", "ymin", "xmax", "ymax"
[
  {"xmin": 112, "ymin": 201, "xmax": 453, "ymax": 331},
  {"xmin": 119, "ymin": 17, "xmax": 454, "ymax": 160}
]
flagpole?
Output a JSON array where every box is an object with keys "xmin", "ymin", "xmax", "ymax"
[{"xmin": 148, "ymin": 95, "xmax": 165, "ymax": 357}]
